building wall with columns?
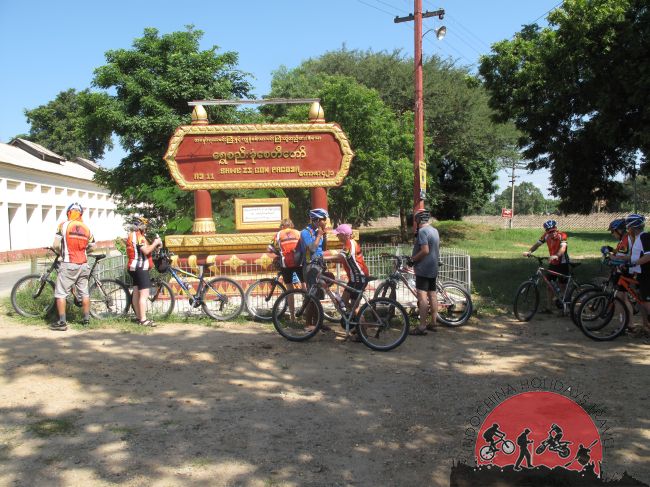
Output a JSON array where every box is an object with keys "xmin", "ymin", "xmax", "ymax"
[{"xmin": 0, "ymin": 140, "xmax": 124, "ymax": 255}]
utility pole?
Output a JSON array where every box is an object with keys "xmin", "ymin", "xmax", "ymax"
[
  {"xmin": 395, "ymin": 2, "xmax": 445, "ymax": 231},
  {"xmin": 509, "ymin": 162, "xmax": 516, "ymax": 229}
]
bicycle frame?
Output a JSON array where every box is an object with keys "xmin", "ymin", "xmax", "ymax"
[
  {"xmin": 527, "ymin": 256, "xmax": 577, "ymax": 306},
  {"xmin": 383, "ymin": 255, "xmax": 463, "ymax": 309},
  {"xmin": 306, "ymin": 262, "xmax": 380, "ymax": 337},
  {"xmin": 166, "ymin": 265, "xmax": 209, "ymax": 303}
]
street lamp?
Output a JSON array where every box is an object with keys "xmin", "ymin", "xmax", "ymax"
[{"xmin": 395, "ymin": 3, "xmax": 446, "ymax": 229}]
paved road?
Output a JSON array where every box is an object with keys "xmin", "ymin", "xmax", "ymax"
[{"xmin": 0, "ymin": 261, "xmax": 31, "ymax": 297}]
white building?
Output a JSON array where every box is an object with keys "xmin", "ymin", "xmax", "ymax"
[{"xmin": 0, "ymin": 139, "xmax": 124, "ymax": 254}]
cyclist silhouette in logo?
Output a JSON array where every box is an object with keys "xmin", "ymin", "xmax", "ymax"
[
  {"xmin": 514, "ymin": 428, "xmax": 534, "ymax": 471},
  {"xmin": 536, "ymin": 423, "xmax": 572, "ymax": 458},
  {"xmin": 564, "ymin": 440, "xmax": 599, "ymax": 471},
  {"xmin": 480, "ymin": 423, "xmax": 515, "ymax": 461}
]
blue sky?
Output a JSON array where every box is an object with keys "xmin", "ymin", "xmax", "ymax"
[{"xmin": 0, "ymin": 0, "xmax": 561, "ymax": 196}]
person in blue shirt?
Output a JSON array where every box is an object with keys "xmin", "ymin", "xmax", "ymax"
[{"xmin": 298, "ymin": 208, "xmax": 329, "ymax": 330}]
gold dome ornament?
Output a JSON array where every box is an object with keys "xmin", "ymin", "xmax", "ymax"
[
  {"xmin": 191, "ymin": 104, "xmax": 209, "ymax": 125},
  {"xmin": 308, "ymin": 102, "xmax": 325, "ymax": 123}
]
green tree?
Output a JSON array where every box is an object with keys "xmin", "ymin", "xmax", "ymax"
[
  {"xmin": 493, "ymin": 182, "xmax": 546, "ymax": 215},
  {"xmin": 92, "ymin": 27, "xmax": 253, "ymax": 232},
  {"xmin": 479, "ymin": 0, "xmax": 650, "ymax": 213},
  {"xmin": 263, "ymin": 74, "xmax": 413, "ymax": 228},
  {"xmin": 20, "ymin": 88, "xmax": 113, "ymax": 160},
  {"xmin": 267, "ymin": 48, "xmax": 518, "ymax": 222}
]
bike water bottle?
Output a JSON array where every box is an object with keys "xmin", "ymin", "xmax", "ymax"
[{"xmin": 291, "ymin": 272, "xmax": 300, "ymax": 285}]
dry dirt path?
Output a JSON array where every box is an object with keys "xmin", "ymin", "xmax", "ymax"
[{"xmin": 0, "ymin": 310, "xmax": 648, "ymax": 486}]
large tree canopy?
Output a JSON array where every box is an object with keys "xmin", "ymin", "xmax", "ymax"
[
  {"xmin": 267, "ymin": 48, "xmax": 518, "ymax": 221},
  {"xmin": 479, "ymin": 0, "xmax": 650, "ymax": 213},
  {"xmin": 20, "ymin": 88, "xmax": 114, "ymax": 161},
  {"xmin": 91, "ymin": 27, "xmax": 254, "ymax": 232}
]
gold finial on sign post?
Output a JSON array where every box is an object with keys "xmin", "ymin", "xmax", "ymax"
[
  {"xmin": 191, "ymin": 104, "xmax": 209, "ymax": 125},
  {"xmin": 308, "ymin": 102, "xmax": 325, "ymax": 123}
]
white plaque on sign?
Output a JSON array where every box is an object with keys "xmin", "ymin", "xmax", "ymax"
[{"xmin": 242, "ymin": 205, "xmax": 282, "ymax": 223}]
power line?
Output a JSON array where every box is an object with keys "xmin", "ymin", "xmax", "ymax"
[
  {"xmin": 355, "ymin": 0, "xmax": 401, "ymax": 17},
  {"xmin": 531, "ymin": 1, "xmax": 564, "ymax": 24}
]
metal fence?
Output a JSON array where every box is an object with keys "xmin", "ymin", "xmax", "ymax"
[{"xmin": 32, "ymin": 244, "xmax": 471, "ymax": 315}]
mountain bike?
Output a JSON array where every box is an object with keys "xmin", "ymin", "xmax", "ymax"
[
  {"xmin": 153, "ymin": 249, "xmax": 244, "ymax": 320},
  {"xmin": 245, "ymin": 265, "xmax": 341, "ymax": 322},
  {"xmin": 373, "ymin": 255, "xmax": 472, "ymax": 326},
  {"xmin": 271, "ymin": 258, "xmax": 410, "ymax": 351},
  {"xmin": 576, "ymin": 268, "xmax": 641, "ymax": 341},
  {"xmin": 11, "ymin": 247, "xmax": 130, "ymax": 319},
  {"xmin": 513, "ymin": 255, "xmax": 591, "ymax": 321}
]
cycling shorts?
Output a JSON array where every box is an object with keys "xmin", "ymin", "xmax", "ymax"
[
  {"xmin": 280, "ymin": 266, "xmax": 302, "ymax": 285},
  {"xmin": 416, "ymin": 275, "xmax": 437, "ymax": 292},
  {"xmin": 637, "ymin": 272, "xmax": 650, "ymax": 301},
  {"xmin": 345, "ymin": 279, "xmax": 367, "ymax": 300},
  {"xmin": 55, "ymin": 262, "xmax": 91, "ymax": 299},
  {"xmin": 129, "ymin": 268, "xmax": 152, "ymax": 290}
]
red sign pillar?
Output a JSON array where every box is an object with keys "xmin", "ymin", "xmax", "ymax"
[{"xmin": 191, "ymin": 105, "xmax": 216, "ymax": 235}]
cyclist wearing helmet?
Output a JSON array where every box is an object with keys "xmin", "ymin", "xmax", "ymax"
[
  {"xmin": 51, "ymin": 202, "xmax": 96, "ymax": 331},
  {"xmin": 627, "ymin": 214, "xmax": 650, "ymax": 334},
  {"xmin": 298, "ymin": 208, "xmax": 330, "ymax": 330},
  {"xmin": 126, "ymin": 216, "xmax": 163, "ymax": 327},
  {"xmin": 603, "ymin": 218, "xmax": 636, "ymax": 320},
  {"xmin": 524, "ymin": 220, "xmax": 569, "ymax": 310},
  {"xmin": 409, "ymin": 209, "xmax": 440, "ymax": 335},
  {"xmin": 482, "ymin": 423, "xmax": 506, "ymax": 451}
]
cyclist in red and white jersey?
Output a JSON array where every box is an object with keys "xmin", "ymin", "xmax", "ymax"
[
  {"xmin": 332, "ymin": 223, "xmax": 369, "ymax": 311},
  {"xmin": 126, "ymin": 216, "xmax": 162, "ymax": 327}
]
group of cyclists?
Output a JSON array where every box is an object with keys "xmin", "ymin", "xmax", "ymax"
[
  {"xmin": 49, "ymin": 202, "xmax": 163, "ymax": 330},
  {"xmin": 523, "ymin": 214, "xmax": 650, "ymax": 336}
]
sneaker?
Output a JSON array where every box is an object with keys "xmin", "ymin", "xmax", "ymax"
[
  {"xmin": 49, "ymin": 321, "xmax": 67, "ymax": 331},
  {"xmin": 81, "ymin": 319, "xmax": 90, "ymax": 327}
]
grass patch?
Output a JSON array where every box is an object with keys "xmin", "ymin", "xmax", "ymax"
[{"xmin": 27, "ymin": 417, "xmax": 76, "ymax": 437}]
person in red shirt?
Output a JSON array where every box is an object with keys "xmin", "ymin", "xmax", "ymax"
[
  {"xmin": 523, "ymin": 219, "xmax": 569, "ymax": 311},
  {"xmin": 51, "ymin": 202, "xmax": 95, "ymax": 331},
  {"xmin": 126, "ymin": 216, "xmax": 162, "ymax": 327}
]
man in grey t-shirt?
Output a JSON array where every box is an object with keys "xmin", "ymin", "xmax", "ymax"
[{"xmin": 409, "ymin": 209, "xmax": 440, "ymax": 335}]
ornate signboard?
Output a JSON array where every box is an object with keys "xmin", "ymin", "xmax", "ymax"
[{"xmin": 164, "ymin": 124, "xmax": 354, "ymax": 190}]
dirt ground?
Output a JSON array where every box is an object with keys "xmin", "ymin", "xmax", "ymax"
[{"xmin": 0, "ymin": 308, "xmax": 648, "ymax": 487}]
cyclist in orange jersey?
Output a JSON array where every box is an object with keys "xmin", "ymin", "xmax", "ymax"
[
  {"xmin": 523, "ymin": 219, "xmax": 569, "ymax": 312},
  {"xmin": 51, "ymin": 202, "xmax": 95, "ymax": 331}
]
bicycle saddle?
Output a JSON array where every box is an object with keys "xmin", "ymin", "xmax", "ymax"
[{"xmin": 90, "ymin": 254, "xmax": 107, "ymax": 260}]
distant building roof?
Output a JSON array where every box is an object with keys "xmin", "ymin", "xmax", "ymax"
[
  {"xmin": 0, "ymin": 142, "xmax": 97, "ymax": 181},
  {"xmin": 74, "ymin": 157, "xmax": 100, "ymax": 172},
  {"xmin": 10, "ymin": 138, "xmax": 66, "ymax": 163}
]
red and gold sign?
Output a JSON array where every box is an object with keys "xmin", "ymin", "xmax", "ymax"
[{"xmin": 164, "ymin": 124, "xmax": 354, "ymax": 190}]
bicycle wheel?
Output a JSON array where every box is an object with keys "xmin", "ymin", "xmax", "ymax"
[
  {"xmin": 501, "ymin": 440, "xmax": 515, "ymax": 455},
  {"xmin": 201, "ymin": 277, "xmax": 245, "ymax": 320},
  {"xmin": 513, "ymin": 281, "xmax": 539, "ymax": 321},
  {"xmin": 89, "ymin": 279, "xmax": 130, "ymax": 319},
  {"xmin": 272, "ymin": 289, "xmax": 323, "ymax": 341},
  {"xmin": 578, "ymin": 293, "xmax": 629, "ymax": 341},
  {"xmin": 436, "ymin": 282, "xmax": 473, "ymax": 326},
  {"xmin": 479, "ymin": 445, "xmax": 495, "ymax": 461},
  {"xmin": 373, "ymin": 280, "xmax": 396, "ymax": 300},
  {"xmin": 357, "ymin": 298, "xmax": 409, "ymax": 352},
  {"xmin": 147, "ymin": 279, "xmax": 175, "ymax": 320},
  {"xmin": 245, "ymin": 278, "xmax": 286, "ymax": 321},
  {"xmin": 11, "ymin": 274, "xmax": 56, "ymax": 318},
  {"xmin": 570, "ymin": 286, "xmax": 600, "ymax": 326}
]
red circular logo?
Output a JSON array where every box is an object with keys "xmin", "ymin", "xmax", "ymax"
[{"xmin": 475, "ymin": 392, "xmax": 602, "ymax": 476}]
